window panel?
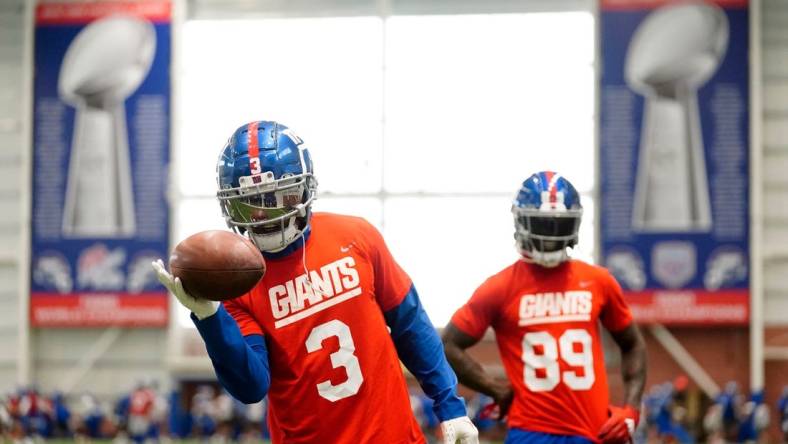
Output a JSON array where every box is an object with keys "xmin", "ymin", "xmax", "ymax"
[
  {"xmin": 384, "ymin": 13, "xmax": 594, "ymax": 193},
  {"xmin": 383, "ymin": 196, "xmax": 516, "ymax": 327},
  {"xmin": 179, "ymin": 18, "xmax": 384, "ymax": 196},
  {"xmin": 174, "ymin": 198, "xmax": 228, "ymax": 244}
]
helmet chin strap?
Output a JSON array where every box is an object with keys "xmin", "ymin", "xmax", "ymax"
[
  {"xmin": 516, "ymin": 239, "xmax": 570, "ymax": 268},
  {"xmin": 249, "ymin": 222, "xmax": 299, "ymax": 252},
  {"xmin": 527, "ymin": 249, "xmax": 568, "ymax": 268},
  {"xmin": 248, "ymin": 202, "xmax": 311, "ymax": 252}
]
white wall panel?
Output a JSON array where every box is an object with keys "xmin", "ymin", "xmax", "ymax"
[
  {"xmin": 763, "ymin": 47, "xmax": 788, "ymax": 77},
  {"xmin": 762, "ymin": 0, "xmax": 788, "ymax": 325},
  {"xmin": 764, "ymin": 225, "xmax": 788, "ymax": 259},
  {"xmin": 0, "ymin": 298, "xmax": 19, "ymax": 328},
  {"xmin": 35, "ymin": 366, "xmax": 169, "ymax": 398},
  {"xmin": 764, "ymin": 292, "xmax": 788, "ymax": 324},
  {"xmin": 34, "ymin": 329, "xmax": 164, "ymax": 362},
  {"xmin": 0, "ymin": 0, "xmax": 23, "ymax": 386},
  {"xmin": 764, "ymin": 189, "xmax": 788, "ymax": 222},
  {"xmin": 0, "ymin": 368, "xmax": 16, "ymax": 394},
  {"xmin": 0, "ymin": 265, "xmax": 19, "ymax": 293},
  {"xmin": 763, "ymin": 82, "xmax": 788, "ymax": 112},
  {"xmin": 0, "ymin": 165, "xmax": 22, "ymax": 193},
  {"xmin": 34, "ymin": 329, "xmax": 168, "ymax": 395},
  {"xmin": 0, "ymin": 199, "xmax": 21, "ymax": 225},
  {"xmin": 764, "ymin": 118, "xmax": 788, "ymax": 148},
  {"xmin": 0, "ymin": 234, "xmax": 21, "ymax": 255},
  {"xmin": 0, "ymin": 132, "xmax": 22, "ymax": 155},
  {"xmin": 764, "ymin": 261, "xmax": 788, "ymax": 293},
  {"xmin": 763, "ymin": 152, "xmax": 788, "ymax": 187}
]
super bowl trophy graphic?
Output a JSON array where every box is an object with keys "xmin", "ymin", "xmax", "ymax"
[
  {"xmin": 59, "ymin": 16, "xmax": 156, "ymax": 237},
  {"xmin": 626, "ymin": 2, "xmax": 728, "ymax": 232}
]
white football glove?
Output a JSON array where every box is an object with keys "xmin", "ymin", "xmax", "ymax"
[
  {"xmin": 440, "ymin": 416, "xmax": 479, "ymax": 444},
  {"xmin": 151, "ymin": 259, "xmax": 218, "ymax": 320}
]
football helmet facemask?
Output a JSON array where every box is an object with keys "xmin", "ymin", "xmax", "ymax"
[
  {"xmin": 512, "ymin": 171, "xmax": 582, "ymax": 267},
  {"xmin": 216, "ymin": 121, "xmax": 316, "ymax": 252}
]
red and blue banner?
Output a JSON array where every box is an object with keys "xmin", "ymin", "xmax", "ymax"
[
  {"xmin": 31, "ymin": 1, "xmax": 171, "ymax": 327},
  {"xmin": 599, "ymin": 0, "xmax": 749, "ymax": 324}
]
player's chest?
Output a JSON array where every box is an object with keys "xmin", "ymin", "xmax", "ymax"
[
  {"xmin": 251, "ymin": 249, "xmax": 376, "ymax": 332},
  {"xmin": 496, "ymin": 283, "xmax": 605, "ymax": 333}
]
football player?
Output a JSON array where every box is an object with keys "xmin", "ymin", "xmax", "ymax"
[
  {"xmin": 153, "ymin": 121, "xmax": 477, "ymax": 444},
  {"xmin": 442, "ymin": 172, "xmax": 647, "ymax": 444},
  {"xmin": 779, "ymin": 386, "xmax": 788, "ymax": 443}
]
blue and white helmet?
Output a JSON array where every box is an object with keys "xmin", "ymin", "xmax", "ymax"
[
  {"xmin": 216, "ymin": 121, "xmax": 317, "ymax": 252},
  {"xmin": 512, "ymin": 171, "xmax": 583, "ymax": 267}
]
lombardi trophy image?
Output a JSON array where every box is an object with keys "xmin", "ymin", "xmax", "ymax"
[
  {"xmin": 626, "ymin": 2, "xmax": 728, "ymax": 232},
  {"xmin": 59, "ymin": 15, "xmax": 156, "ymax": 237}
]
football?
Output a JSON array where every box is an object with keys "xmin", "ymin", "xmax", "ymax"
[{"xmin": 169, "ymin": 230, "xmax": 265, "ymax": 301}]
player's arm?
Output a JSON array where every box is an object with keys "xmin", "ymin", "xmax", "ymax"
[
  {"xmin": 442, "ymin": 322, "xmax": 513, "ymax": 416},
  {"xmin": 598, "ymin": 270, "xmax": 647, "ymax": 444},
  {"xmin": 152, "ymin": 260, "xmax": 270, "ymax": 404},
  {"xmin": 383, "ymin": 287, "xmax": 479, "ymax": 443},
  {"xmin": 610, "ymin": 323, "xmax": 647, "ymax": 408},
  {"xmin": 360, "ymin": 219, "xmax": 477, "ymax": 442},
  {"xmin": 383, "ymin": 285, "xmax": 467, "ymax": 421},
  {"xmin": 599, "ymin": 269, "xmax": 647, "ymax": 408},
  {"xmin": 192, "ymin": 305, "xmax": 271, "ymax": 404}
]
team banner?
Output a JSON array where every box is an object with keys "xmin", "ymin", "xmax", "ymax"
[
  {"xmin": 599, "ymin": 0, "xmax": 749, "ymax": 324},
  {"xmin": 31, "ymin": 1, "xmax": 171, "ymax": 326}
]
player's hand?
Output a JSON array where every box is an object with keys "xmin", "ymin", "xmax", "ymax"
[
  {"xmin": 598, "ymin": 405, "xmax": 639, "ymax": 444},
  {"xmin": 440, "ymin": 416, "xmax": 479, "ymax": 444},
  {"xmin": 152, "ymin": 259, "xmax": 218, "ymax": 320},
  {"xmin": 491, "ymin": 380, "xmax": 514, "ymax": 419}
]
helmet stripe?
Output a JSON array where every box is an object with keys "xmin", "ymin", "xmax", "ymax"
[
  {"xmin": 543, "ymin": 171, "xmax": 557, "ymax": 204},
  {"xmin": 247, "ymin": 121, "xmax": 260, "ymax": 163}
]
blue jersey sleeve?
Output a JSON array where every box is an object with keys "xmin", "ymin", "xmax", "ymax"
[
  {"xmin": 383, "ymin": 284, "xmax": 467, "ymax": 422},
  {"xmin": 192, "ymin": 305, "xmax": 271, "ymax": 404}
]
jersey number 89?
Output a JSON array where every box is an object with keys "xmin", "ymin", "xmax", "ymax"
[{"xmin": 522, "ymin": 329, "xmax": 594, "ymax": 392}]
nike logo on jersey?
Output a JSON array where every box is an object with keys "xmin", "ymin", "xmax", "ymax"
[
  {"xmin": 269, "ymin": 256, "xmax": 361, "ymax": 329},
  {"xmin": 518, "ymin": 291, "xmax": 592, "ymax": 326}
]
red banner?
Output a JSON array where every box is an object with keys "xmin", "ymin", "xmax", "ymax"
[
  {"xmin": 36, "ymin": 1, "xmax": 171, "ymax": 25},
  {"xmin": 31, "ymin": 293, "xmax": 168, "ymax": 327},
  {"xmin": 625, "ymin": 290, "xmax": 748, "ymax": 325}
]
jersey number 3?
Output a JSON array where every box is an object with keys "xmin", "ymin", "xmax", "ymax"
[
  {"xmin": 522, "ymin": 329, "xmax": 594, "ymax": 392},
  {"xmin": 305, "ymin": 319, "xmax": 364, "ymax": 402}
]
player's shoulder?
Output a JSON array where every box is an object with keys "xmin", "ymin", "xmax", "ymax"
[
  {"xmin": 311, "ymin": 212, "xmax": 383, "ymax": 250},
  {"xmin": 568, "ymin": 258, "xmax": 616, "ymax": 281},
  {"xmin": 477, "ymin": 260, "xmax": 521, "ymax": 292},
  {"xmin": 312, "ymin": 212, "xmax": 376, "ymax": 233}
]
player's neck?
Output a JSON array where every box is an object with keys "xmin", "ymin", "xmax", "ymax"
[{"xmin": 262, "ymin": 226, "xmax": 312, "ymax": 260}]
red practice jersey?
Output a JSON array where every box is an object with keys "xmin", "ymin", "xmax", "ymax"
[
  {"xmin": 451, "ymin": 259, "xmax": 633, "ymax": 442},
  {"xmin": 224, "ymin": 213, "xmax": 425, "ymax": 444}
]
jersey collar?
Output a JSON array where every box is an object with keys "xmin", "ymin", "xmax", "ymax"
[{"xmin": 262, "ymin": 226, "xmax": 311, "ymax": 261}]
